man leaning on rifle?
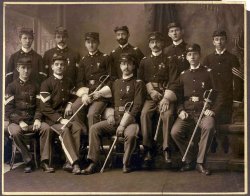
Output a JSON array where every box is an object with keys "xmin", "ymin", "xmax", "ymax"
[{"xmin": 171, "ymin": 44, "xmax": 222, "ymax": 175}]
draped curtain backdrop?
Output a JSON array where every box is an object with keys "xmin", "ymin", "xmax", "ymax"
[{"xmin": 145, "ymin": 4, "xmax": 178, "ymax": 47}]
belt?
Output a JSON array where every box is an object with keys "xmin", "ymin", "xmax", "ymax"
[
  {"xmin": 185, "ymin": 96, "xmax": 200, "ymax": 102},
  {"xmin": 115, "ymin": 106, "xmax": 125, "ymax": 112},
  {"xmin": 89, "ymin": 80, "xmax": 97, "ymax": 85},
  {"xmin": 151, "ymin": 82, "xmax": 159, "ymax": 88}
]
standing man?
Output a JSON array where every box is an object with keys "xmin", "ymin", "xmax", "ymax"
[
  {"xmin": 164, "ymin": 22, "xmax": 190, "ymax": 76},
  {"xmin": 110, "ymin": 26, "xmax": 144, "ymax": 79},
  {"xmin": 138, "ymin": 32, "xmax": 178, "ymax": 167},
  {"xmin": 203, "ymin": 30, "xmax": 244, "ymax": 124},
  {"xmin": 81, "ymin": 53, "xmax": 146, "ymax": 174},
  {"xmin": 43, "ymin": 26, "xmax": 80, "ymax": 86},
  {"xmin": 40, "ymin": 54, "xmax": 82, "ymax": 175},
  {"xmin": 171, "ymin": 44, "xmax": 221, "ymax": 175},
  {"xmin": 5, "ymin": 57, "xmax": 54, "ymax": 173},
  {"xmin": 6, "ymin": 27, "xmax": 46, "ymax": 87},
  {"xmin": 73, "ymin": 32, "xmax": 112, "ymax": 130}
]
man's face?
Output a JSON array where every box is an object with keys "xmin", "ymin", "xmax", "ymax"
[
  {"xmin": 120, "ymin": 60, "xmax": 134, "ymax": 76},
  {"xmin": 149, "ymin": 40, "xmax": 164, "ymax": 53},
  {"xmin": 55, "ymin": 33, "xmax": 68, "ymax": 47},
  {"xmin": 213, "ymin": 36, "xmax": 227, "ymax": 50},
  {"xmin": 20, "ymin": 34, "xmax": 33, "ymax": 49},
  {"xmin": 52, "ymin": 60, "xmax": 65, "ymax": 75},
  {"xmin": 186, "ymin": 51, "xmax": 200, "ymax": 67},
  {"xmin": 17, "ymin": 65, "xmax": 31, "ymax": 80},
  {"xmin": 115, "ymin": 30, "xmax": 129, "ymax": 46},
  {"xmin": 168, "ymin": 27, "xmax": 183, "ymax": 42},
  {"xmin": 85, "ymin": 39, "xmax": 99, "ymax": 53}
]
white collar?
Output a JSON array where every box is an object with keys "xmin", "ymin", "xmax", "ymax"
[
  {"xmin": 57, "ymin": 44, "xmax": 67, "ymax": 50},
  {"xmin": 190, "ymin": 63, "xmax": 201, "ymax": 70},
  {"xmin": 21, "ymin": 47, "xmax": 32, "ymax": 53},
  {"xmin": 215, "ymin": 48, "xmax": 226, "ymax": 54},
  {"xmin": 53, "ymin": 73, "xmax": 63, "ymax": 80},
  {"xmin": 119, "ymin": 43, "xmax": 129, "ymax": 49},
  {"xmin": 19, "ymin": 77, "xmax": 28, "ymax": 83},
  {"xmin": 122, "ymin": 73, "xmax": 133, "ymax": 80},
  {"xmin": 173, "ymin": 39, "xmax": 183, "ymax": 46},
  {"xmin": 89, "ymin": 50, "xmax": 98, "ymax": 56},
  {"xmin": 152, "ymin": 50, "xmax": 162, "ymax": 56}
]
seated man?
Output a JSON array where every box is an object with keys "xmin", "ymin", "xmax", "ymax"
[
  {"xmin": 40, "ymin": 54, "xmax": 82, "ymax": 175},
  {"xmin": 5, "ymin": 57, "xmax": 54, "ymax": 173},
  {"xmin": 171, "ymin": 44, "xmax": 222, "ymax": 175},
  {"xmin": 81, "ymin": 53, "xmax": 146, "ymax": 174}
]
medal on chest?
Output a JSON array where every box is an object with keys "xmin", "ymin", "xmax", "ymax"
[
  {"xmin": 97, "ymin": 62, "xmax": 100, "ymax": 69},
  {"xmin": 126, "ymin": 85, "xmax": 130, "ymax": 93},
  {"xmin": 67, "ymin": 58, "xmax": 70, "ymax": 65},
  {"xmin": 201, "ymin": 82, "xmax": 205, "ymax": 88},
  {"xmin": 159, "ymin": 62, "xmax": 165, "ymax": 69}
]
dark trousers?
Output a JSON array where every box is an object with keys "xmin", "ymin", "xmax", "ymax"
[
  {"xmin": 8, "ymin": 122, "xmax": 52, "ymax": 164},
  {"xmin": 72, "ymin": 97, "xmax": 107, "ymax": 132},
  {"xmin": 140, "ymin": 99, "xmax": 175, "ymax": 150},
  {"xmin": 171, "ymin": 116, "xmax": 215, "ymax": 164},
  {"xmin": 87, "ymin": 120, "xmax": 139, "ymax": 166},
  {"xmin": 51, "ymin": 121, "xmax": 81, "ymax": 165}
]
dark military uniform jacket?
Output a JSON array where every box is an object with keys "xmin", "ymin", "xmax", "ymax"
[
  {"xmin": 110, "ymin": 43, "xmax": 144, "ymax": 79},
  {"xmin": 177, "ymin": 65, "xmax": 222, "ymax": 117},
  {"xmin": 76, "ymin": 50, "xmax": 111, "ymax": 98},
  {"xmin": 138, "ymin": 52, "xmax": 179, "ymax": 99},
  {"xmin": 203, "ymin": 50, "xmax": 243, "ymax": 104},
  {"xmin": 164, "ymin": 41, "xmax": 190, "ymax": 76},
  {"xmin": 43, "ymin": 46, "xmax": 80, "ymax": 86},
  {"xmin": 111, "ymin": 76, "xmax": 146, "ymax": 123},
  {"xmin": 6, "ymin": 49, "xmax": 46, "ymax": 87},
  {"xmin": 5, "ymin": 78, "xmax": 42, "ymax": 124},
  {"xmin": 40, "ymin": 75, "xmax": 76, "ymax": 125}
]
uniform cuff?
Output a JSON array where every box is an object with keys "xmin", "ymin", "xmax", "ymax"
[{"xmin": 164, "ymin": 89, "xmax": 177, "ymax": 102}]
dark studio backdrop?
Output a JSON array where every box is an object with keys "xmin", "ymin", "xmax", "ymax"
[{"xmin": 4, "ymin": 3, "xmax": 245, "ymax": 74}]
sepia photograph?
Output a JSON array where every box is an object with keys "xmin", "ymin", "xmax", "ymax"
[{"xmin": 1, "ymin": 1, "xmax": 247, "ymax": 195}]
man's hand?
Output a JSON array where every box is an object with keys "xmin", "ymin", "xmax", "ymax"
[
  {"xmin": 33, "ymin": 119, "xmax": 41, "ymax": 131},
  {"xmin": 81, "ymin": 94, "xmax": 92, "ymax": 105},
  {"xmin": 204, "ymin": 109, "xmax": 215, "ymax": 117},
  {"xmin": 92, "ymin": 91, "xmax": 101, "ymax": 100},
  {"xmin": 64, "ymin": 103, "xmax": 73, "ymax": 117},
  {"xmin": 159, "ymin": 98, "xmax": 170, "ymax": 112},
  {"xmin": 178, "ymin": 110, "xmax": 189, "ymax": 120},
  {"xmin": 116, "ymin": 125, "xmax": 125, "ymax": 137},
  {"xmin": 150, "ymin": 90, "xmax": 162, "ymax": 102},
  {"xmin": 19, "ymin": 121, "xmax": 28, "ymax": 131},
  {"xmin": 107, "ymin": 115, "xmax": 115, "ymax": 126},
  {"xmin": 60, "ymin": 118, "xmax": 70, "ymax": 125}
]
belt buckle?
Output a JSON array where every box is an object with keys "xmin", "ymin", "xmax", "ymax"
[
  {"xmin": 191, "ymin": 96, "xmax": 199, "ymax": 102},
  {"xmin": 118, "ymin": 106, "xmax": 125, "ymax": 112},
  {"xmin": 89, "ymin": 80, "xmax": 95, "ymax": 85}
]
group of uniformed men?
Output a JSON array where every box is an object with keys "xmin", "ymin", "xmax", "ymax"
[{"xmin": 5, "ymin": 22, "xmax": 243, "ymax": 176}]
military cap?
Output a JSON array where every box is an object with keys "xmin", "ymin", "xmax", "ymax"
[
  {"xmin": 148, "ymin": 31, "xmax": 165, "ymax": 42},
  {"xmin": 114, "ymin": 26, "xmax": 129, "ymax": 33},
  {"xmin": 85, "ymin": 32, "xmax": 99, "ymax": 42},
  {"xmin": 212, "ymin": 30, "xmax": 227, "ymax": 38},
  {"xmin": 52, "ymin": 53, "xmax": 67, "ymax": 62},
  {"xmin": 19, "ymin": 27, "xmax": 34, "ymax": 37},
  {"xmin": 167, "ymin": 22, "xmax": 182, "ymax": 30},
  {"xmin": 186, "ymin": 43, "xmax": 201, "ymax": 53},
  {"xmin": 55, "ymin": 26, "xmax": 68, "ymax": 36},
  {"xmin": 119, "ymin": 53, "xmax": 135, "ymax": 63},
  {"xmin": 17, "ymin": 56, "xmax": 32, "ymax": 67}
]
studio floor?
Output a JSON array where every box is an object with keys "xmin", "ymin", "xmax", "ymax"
[{"xmin": 3, "ymin": 162, "xmax": 245, "ymax": 195}]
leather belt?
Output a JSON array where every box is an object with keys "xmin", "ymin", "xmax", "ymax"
[
  {"xmin": 89, "ymin": 80, "xmax": 96, "ymax": 85},
  {"xmin": 185, "ymin": 96, "xmax": 200, "ymax": 102},
  {"xmin": 115, "ymin": 106, "xmax": 125, "ymax": 112},
  {"xmin": 151, "ymin": 82, "xmax": 159, "ymax": 88}
]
